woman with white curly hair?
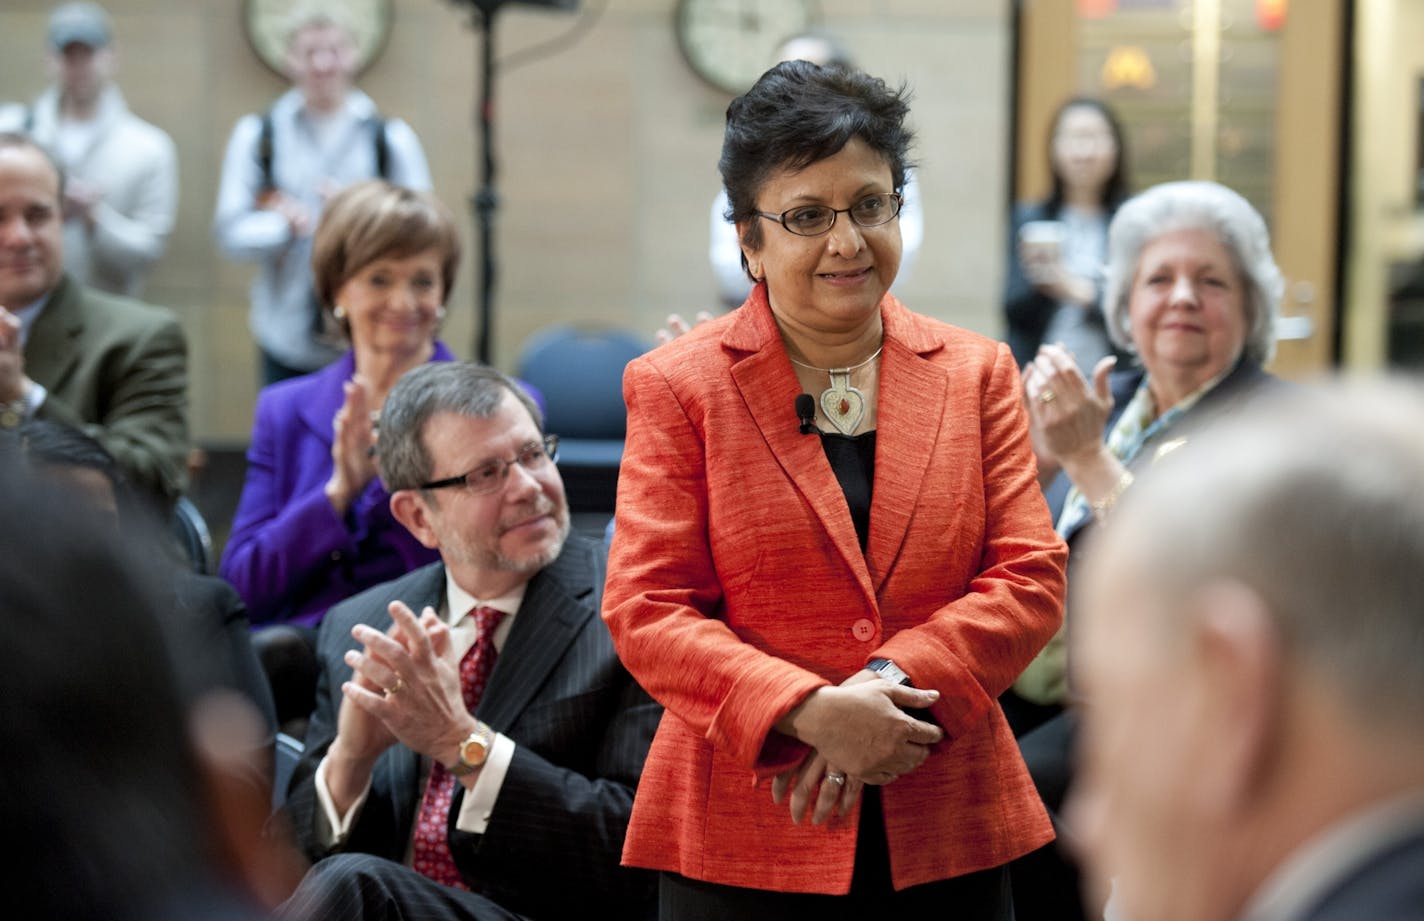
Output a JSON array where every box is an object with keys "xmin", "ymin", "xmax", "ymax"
[
  {"xmin": 1026, "ymin": 179, "xmax": 1284, "ymax": 541},
  {"xmin": 1006, "ymin": 179, "xmax": 1288, "ymax": 921}
]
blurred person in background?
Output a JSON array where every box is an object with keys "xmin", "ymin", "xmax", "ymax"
[
  {"xmin": 1070, "ymin": 378, "xmax": 1424, "ymax": 921},
  {"xmin": 0, "ymin": 453, "xmax": 296, "ymax": 919},
  {"xmin": 214, "ymin": 9, "xmax": 431, "ymax": 385},
  {"xmin": 0, "ymin": 130, "xmax": 189, "ymax": 511},
  {"xmin": 15, "ymin": 417, "xmax": 277, "ymax": 735},
  {"xmin": 0, "ymin": 1, "xmax": 178, "ymax": 298},
  {"xmin": 1004, "ymin": 97, "xmax": 1130, "ymax": 373},
  {"xmin": 1007, "ymin": 179, "xmax": 1287, "ymax": 921}
]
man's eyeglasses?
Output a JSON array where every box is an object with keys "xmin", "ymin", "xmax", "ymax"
[
  {"xmin": 755, "ymin": 192, "xmax": 904, "ymax": 238},
  {"xmin": 417, "ymin": 435, "xmax": 559, "ymax": 495}
]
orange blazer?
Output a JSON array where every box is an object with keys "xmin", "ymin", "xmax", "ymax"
[{"xmin": 603, "ymin": 288, "xmax": 1067, "ymax": 894}]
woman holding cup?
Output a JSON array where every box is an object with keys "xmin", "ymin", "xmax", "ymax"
[{"xmin": 1004, "ymin": 98, "xmax": 1131, "ymax": 373}]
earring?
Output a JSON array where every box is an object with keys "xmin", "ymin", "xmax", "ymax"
[
  {"xmin": 436, "ymin": 306, "xmax": 447, "ymax": 323},
  {"xmin": 333, "ymin": 305, "xmax": 346, "ymax": 321}
]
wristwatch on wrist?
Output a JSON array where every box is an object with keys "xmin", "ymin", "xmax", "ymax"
[
  {"xmin": 866, "ymin": 658, "xmax": 938, "ymax": 726},
  {"xmin": 448, "ymin": 722, "xmax": 493, "ymax": 777},
  {"xmin": 0, "ymin": 379, "xmax": 34, "ymax": 429},
  {"xmin": 866, "ymin": 657, "xmax": 912, "ymax": 687}
]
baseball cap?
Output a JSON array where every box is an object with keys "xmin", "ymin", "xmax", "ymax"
[{"xmin": 48, "ymin": 3, "xmax": 113, "ymax": 50}]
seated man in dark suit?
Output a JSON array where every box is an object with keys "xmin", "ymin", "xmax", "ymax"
[
  {"xmin": 0, "ymin": 130, "xmax": 189, "ymax": 510},
  {"xmin": 1069, "ymin": 379, "xmax": 1424, "ymax": 921},
  {"xmin": 281, "ymin": 361, "xmax": 660, "ymax": 920}
]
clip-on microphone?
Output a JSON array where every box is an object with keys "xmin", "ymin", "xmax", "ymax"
[{"xmin": 795, "ymin": 394, "xmax": 816, "ymax": 435}]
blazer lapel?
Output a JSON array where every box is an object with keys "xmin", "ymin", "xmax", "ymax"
[
  {"xmin": 23, "ymin": 275, "xmax": 83, "ymax": 391},
  {"xmin": 725, "ymin": 292, "xmax": 873, "ymax": 598},
  {"xmin": 296, "ymin": 352, "xmax": 356, "ymax": 444},
  {"xmin": 866, "ymin": 301, "xmax": 947, "ymax": 591},
  {"xmin": 475, "ymin": 540, "xmax": 597, "ymax": 730}
]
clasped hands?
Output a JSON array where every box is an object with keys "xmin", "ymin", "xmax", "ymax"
[
  {"xmin": 770, "ymin": 669, "xmax": 943, "ymax": 827},
  {"xmin": 325, "ymin": 601, "xmax": 476, "ymax": 810}
]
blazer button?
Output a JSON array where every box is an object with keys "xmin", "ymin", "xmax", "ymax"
[{"xmin": 851, "ymin": 618, "xmax": 876, "ymax": 642}]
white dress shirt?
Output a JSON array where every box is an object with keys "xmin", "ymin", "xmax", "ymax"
[{"xmin": 313, "ymin": 574, "xmax": 526, "ymax": 849}]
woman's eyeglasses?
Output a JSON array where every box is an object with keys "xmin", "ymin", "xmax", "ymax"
[{"xmin": 755, "ymin": 192, "xmax": 904, "ymax": 237}]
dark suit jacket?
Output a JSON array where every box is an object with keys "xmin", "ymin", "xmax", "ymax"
[
  {"xmin": 22, "ymin": 273, "xmax": 189, "ymax": 504},
  {"xmin": 169, "ymin": 571, "xmax": 278, "ymax": 733},
  {"xmin": 1301, "ymin": 824, "xmax": 1424, "ymax": 920},
  {"xmin": 286, "ymin": 533, "xmax": 660, "ymax": 920}
]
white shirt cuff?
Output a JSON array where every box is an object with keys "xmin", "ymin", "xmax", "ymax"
[
  {"xmin": 455, "ymin": 732, "xmax": 515, "ymax": 835},
  {"xmin": 24, "ymin": 380, "xmax": 45, "ymax": 415},
  {"xmin": 313, "ymin": 755, "xmax": 372, "ymax": 847}
]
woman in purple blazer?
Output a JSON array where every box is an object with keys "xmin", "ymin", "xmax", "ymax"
[
  {"xmin": 221, "ymin": 181, "xmax": 465, "ymax": 732},
  {"xmin": 221, "ymin": 181, "xmax": 462, "ymax": 634}
]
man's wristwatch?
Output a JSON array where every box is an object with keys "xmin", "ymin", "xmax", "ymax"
[{"xmin": 448, "ymin": 722, "xmax": 494, "ymax": 777}]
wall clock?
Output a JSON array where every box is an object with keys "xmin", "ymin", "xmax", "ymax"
[
  {"xmin": 674, "ymin": 0, "xmax": 815, "ymax": 96},
  {"xmin": 244, "ymin": 0, "xmax": 394, "ymax": 78}
]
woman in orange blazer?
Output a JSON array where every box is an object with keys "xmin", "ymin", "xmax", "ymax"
[{"xmin": 603, "ymin": 61, "xmax": 1067, "ymax": 920}]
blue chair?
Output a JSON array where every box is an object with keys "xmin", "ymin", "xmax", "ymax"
[{"xmin": 516, "ymin": 324, "xmax": 650, "ymax": 513}]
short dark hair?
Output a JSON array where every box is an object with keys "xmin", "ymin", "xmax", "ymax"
[
  {"xmin": 719, "ymin": 61, "xmax": 914, "ymax": 261},
  {"xmin": 14, "ymin": 418, "xmax": 143, "ymax": 525},
  {"xmin": 377, "ymin": 361, "xmax": 543, "ymax": 492},
  {"xmin": 18, "ymin": 417, "xmax": 122, "ymax": 483}
]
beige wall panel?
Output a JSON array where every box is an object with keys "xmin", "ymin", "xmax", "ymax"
[{"xmin": 0, "ymin": 0, "xmax": 1014, "ymax": 440}]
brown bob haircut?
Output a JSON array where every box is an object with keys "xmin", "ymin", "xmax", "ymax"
[{"xmin": 310, "ymin": 179, "xmax": 461, "ymax": 314}]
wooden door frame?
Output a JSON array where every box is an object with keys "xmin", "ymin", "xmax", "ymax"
[{"xmin": 1010, "ymin": 0, "xmax": 1348, "ymax": 377}]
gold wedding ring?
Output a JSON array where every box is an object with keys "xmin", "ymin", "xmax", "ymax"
[
  {"xmin": 1038, "ymin": 389, "xmax": 1056, "ymax": 405},
  {"xmin": 825, "ymin": 771, "xmax": 846, "ymax": 785},
  {"xmin": 383, "ymin": 677, "xmax": 404, "ymax": 698}
]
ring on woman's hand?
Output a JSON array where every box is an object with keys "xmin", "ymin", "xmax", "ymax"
[
  {"xmin": 1038, "ymin": 389, "xmax": 1056, "ymax": 405},
  {"xmin": 383, "ymin": 677, "xmax": 404, "ymax": 698},
  {"xmin": 825, "ymin": 771, "xmax": 846, "ymax": 785}
]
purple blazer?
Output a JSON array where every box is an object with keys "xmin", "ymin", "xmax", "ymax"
[{"xmin": 219, "ymin": 346, "xmax": 454, "ymax": 628}]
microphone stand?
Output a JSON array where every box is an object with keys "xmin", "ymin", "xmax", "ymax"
[
  {"xmin": 450, "ymin": 0, "xmax": 579, "ymax": 363},
  {"xmin": 471, "ymin": 4, "xmax": 498, "ymax": 365},
  {"xmin": 446, "ymin": 0, "xmax": 505, "ymax": 364}
]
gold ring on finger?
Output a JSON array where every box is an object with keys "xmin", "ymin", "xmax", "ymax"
[
  {"xmin": 383, "ymin": 677, "xmax": 404, "ymax": 698},
  {"xmin": 1038, "ymin": 389, "xmax": 1056, "ymax": 405},
  {"xmin": 825, "ymin": 771, "xmax": 846, "ymax": 785}
]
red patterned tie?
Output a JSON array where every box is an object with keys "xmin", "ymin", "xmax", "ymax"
[{"xmin": 411, "ymin": 605, "xmax": 506, "ymax": 889}]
